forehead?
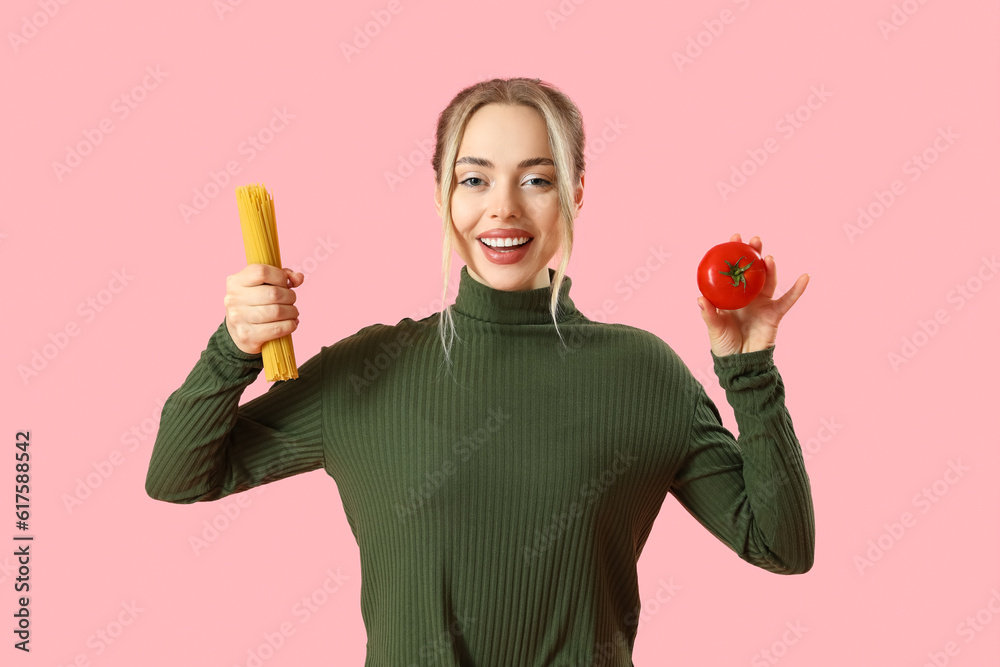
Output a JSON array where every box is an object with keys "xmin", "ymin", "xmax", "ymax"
[{"xmin": 457, "ymin": 104, "xmax": 552, "ymax": 161}]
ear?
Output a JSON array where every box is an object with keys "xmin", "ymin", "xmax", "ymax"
[
  {"xmin": 573, "ymin": 173, "xmax": 585, "ymax": 217},
  {"xmin": 434, "ymin": 183, "xmax": 443, "ymax": 218}
]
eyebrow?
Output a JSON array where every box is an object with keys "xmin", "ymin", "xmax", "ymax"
[{"xmin": 455, "ymin": 156, "xmax": 555, "ymax": 169}]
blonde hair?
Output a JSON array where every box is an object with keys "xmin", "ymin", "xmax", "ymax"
[{"xmin": 432, "ymin": 77, "xmax": 586, "ymax": 375}]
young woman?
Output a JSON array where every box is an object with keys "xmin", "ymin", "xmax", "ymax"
[{"xmin": 146, "ymin": 77, "xmax": 814, "ymax": 666}]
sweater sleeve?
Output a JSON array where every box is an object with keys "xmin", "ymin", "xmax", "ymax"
[
  {"xmin": 668, "ymin": 346, "xmax": 815, "ymax": 575},
  {"xmin": 145, "ymin": 319, "xmax": 325, "ymax": 504}
]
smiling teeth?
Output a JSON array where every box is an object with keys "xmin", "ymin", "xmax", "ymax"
[{"xmin": 480, "ymin": 237, "xmax": 531, "ymax": 248}]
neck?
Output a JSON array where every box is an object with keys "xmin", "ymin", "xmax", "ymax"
[
  {"xmin": 451, "ymin": 265, "xmax": 580, "ymax": 325},
  {"xmin": 466, "ymin": 265, "xmax": 552, "ymax": 291}
]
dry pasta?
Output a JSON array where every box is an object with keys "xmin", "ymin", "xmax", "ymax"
[{"xmin": 234, "ymin": 183, "xmax": 298, "ymax": 382}]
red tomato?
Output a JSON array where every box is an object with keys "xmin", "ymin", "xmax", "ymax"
[{"xmin": 697, "ymin": 241, "xmax": 766, "ymax": 310}]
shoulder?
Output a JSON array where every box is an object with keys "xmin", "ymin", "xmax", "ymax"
[
  {"xmin": 559, "ymin": 318, "xmax": 697, "ymax": 379},
  {"xmin": 571, "ymin": 317, "xmax": 683, "ymax": 357},
  {"xmin": 619, "ymin": 324, "xmax": 695, "ymax": 375},
  {"xmin": 318, "ymin": 313, "xmax": 441, "ymax": 360},
  {"xmin": 311, "ymin": 316, "xmax": 441, "ymax": 397},
  {"xmin": 618, "ymin": 326, "xmax": 705, "ymax": 409}
]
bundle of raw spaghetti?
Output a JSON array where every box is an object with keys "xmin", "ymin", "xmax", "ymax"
[{"xmin": 234, "ymin": 183, "xmax": 298, "ymax": 382}]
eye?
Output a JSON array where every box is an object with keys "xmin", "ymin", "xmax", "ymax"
[
  {"xmin": 525, "ymin": 177, "xmax": 552, "ymax": 187},
  {"xmin": 457, "ymin": 175, "xmax": 553, "ymax": 189}
]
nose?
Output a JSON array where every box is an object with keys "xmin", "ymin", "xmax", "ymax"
[{"xmin": 489, "ymin": 180, "xmax": 522, "ymax": 220}]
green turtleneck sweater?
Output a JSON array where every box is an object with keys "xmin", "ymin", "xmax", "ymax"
[{"xmin": 146, "ymin": 265, "xmax": 814, "ymax": 666}]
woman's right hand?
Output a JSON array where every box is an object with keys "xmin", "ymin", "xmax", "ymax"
[{"xmin": 224, "ymin": 264, "xmax": 303, "ymax": 355}]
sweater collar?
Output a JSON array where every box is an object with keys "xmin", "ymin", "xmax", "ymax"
[{"xmin": 451, "ymin": 265, "xmax": 581, "ymax": 325}]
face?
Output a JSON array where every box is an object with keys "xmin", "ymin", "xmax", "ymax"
[{"xmin": 435, "ymin": 103, "xmax": 584, "ymax": 292}]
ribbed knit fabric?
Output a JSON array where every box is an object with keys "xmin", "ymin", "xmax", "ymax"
[{"xmin": 146, "ymin": 265, "xmax": 815, "ymax": 667}]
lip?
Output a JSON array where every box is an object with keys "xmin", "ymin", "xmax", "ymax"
[
  {"xmin": 476, "ymin": 227, "xmax": 534, "ymax": 240},
  {"xmin": 477, "ymin": 236, "xmax": 533, "ymax": 265}
]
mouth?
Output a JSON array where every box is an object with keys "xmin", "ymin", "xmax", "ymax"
[
  {"xmin": 477, "ymin": 236, "xmax": 534, "ymax": 252},
  {"xmin": 476, "ymin": 236, "xmax": 534, "ymax": 265}
]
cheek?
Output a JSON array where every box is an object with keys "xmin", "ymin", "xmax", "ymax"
[
  {"xmin": 446, "ymin": 207, "xmax": 474, "ymax": 256},
  {"xmin": 448, "ymin": 196, "xmax": 476, "ymax": 235},
  {"xmin": 539, "ymin": 213, "xmax": 564, "ymax": 245},
  {"xmin": 541, "ymin": 230, "xmax": 563, "ymax": 252}
]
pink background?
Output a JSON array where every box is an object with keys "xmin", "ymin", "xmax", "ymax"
[{"xmin": 3, "ymin": 0, "xmax": 999, "ymax": 664}]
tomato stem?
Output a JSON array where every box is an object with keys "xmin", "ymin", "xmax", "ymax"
[{"xmin": 718, "ymin": 256, "xmax": 756, "ymax": 290}]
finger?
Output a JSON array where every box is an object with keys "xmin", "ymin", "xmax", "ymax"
[
  {"xmin": 758, "ymin": 254, "xmax": 778, "ymax": 299},
  {"xmin": 248, "ymin": 302, "xmax": 300, "ymax": 325},
  {"xmin": 749, "ymin": 235, "xmax": 762, "ymax": 255},
  {"xmin": 773, "ymin": 273, "xmax": 810, "ymax": 316},
  {"xmin": 239, "ymin": 263, "xmax": 292, "ymax": 288},
  {"xmin": 284, "ymin": 267, "xmax": 305, "ymax": 288},
  {"xmin": 730, "ymin": 232, "xmax": 742, "ymax": 243},
  {"xmin": 247, "ymin": 281, "xmax": 299, "ymax": 307},
  {"xmin": 244, "ymin": 316, "xmax": 299, "ymax": 348}
]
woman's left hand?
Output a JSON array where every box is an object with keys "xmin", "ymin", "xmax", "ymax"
[{"xmin": 697, "ymin": 233, "xmax": 810, "ymax": 357}]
